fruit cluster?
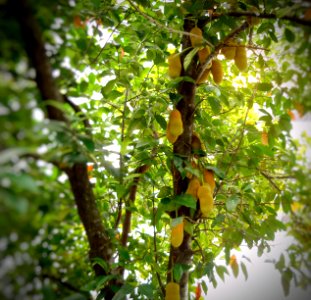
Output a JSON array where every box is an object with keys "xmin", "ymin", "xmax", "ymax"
[{"xmin": 167, "ymin": 26, "xmax": 249, "ymax": 85}]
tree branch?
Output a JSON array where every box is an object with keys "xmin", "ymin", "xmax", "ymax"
[
  {"xmin": 259, "ymin": 169, "xmax": 282, "ymax": 192},
  {"xmin": 41, "ymin": 273, "xmax": 91, "ymax": 299},
  {"xmin": 63, "ymin": 95, "xmax": 92, "ymax": 132},
  {"xmin": 120, "ymin": 164, "xmax": 150, "ymax": 247},
  {"xmin": 199, "ymin": 11, "xmax": 311, "ymax": 27},
  {"xmin": 11, "ymin": 0, "xmax": 116, "ymax": 297}
]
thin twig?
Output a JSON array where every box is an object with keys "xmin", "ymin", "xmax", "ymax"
[
  {"xmin": 152, "ymin": 187, "xmax": 165, "ymax": 297},
  {"xmin": 63, "ymin": 94, "xmax": 92, "ymax": 132},
  {"xmin": 127, "ymin": 0, "xmax": 213, "ymax": 47},
  {"xmin": 259, "ymin": 169, "xmax": 282, "ymax": 192}
]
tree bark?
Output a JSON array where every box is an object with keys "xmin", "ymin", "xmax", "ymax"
[
  {"xmin": 11, "ymin": 0, "xmax": 116, "ymax": 297},
  {"xmin": 167, "ymin": 15, "xmax": 197, "ymax": 300}
]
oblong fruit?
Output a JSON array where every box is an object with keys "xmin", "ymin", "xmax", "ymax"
[
  {"xmin": 261, "ymin": 131, "xmax": 268, "ymax": 145},
  {"xmin": 191, "ymin": 132, "xmax": 205, "ymax": 154},
  {"xmin": 166, "ymin": 128, "xmax": 178, "ymax": 144},
  {"xmin": 203, "ymin": 169, "xmax": 215, "ymax": 192},
  {"xmin": 221, "ymin": 46, "xmax": 236, "ymax": 60},
  {"xmin": 211, "ymin": 59, "xmax": 223, "ymax": 84},
  {"xmin": 171, "ymin": 221, "xmax": 184, "ymax": 248},
  {"xmin": 198, "ymin": 185, "xmax": 214, "ymax": 217},
  {"xmin": 168, "ymin": 54, "xmax": 182, "ymax": 78},
  {"xmin": 186, "ymin": 177, "xmax": 201, "ymax": 199},
  {"xmin": 165, "ymin": 282, "xmax": 180, "ymax": 300},
  {"xmin": 168, "ymin": 109, "xmax": 183, "ymax": 137},
  {"xmin": 190, "ymin": 26, "xmax": 203, "ymax": 47},
  {"xmin": 198, "ymin": 46, "xmax": 211, "ymax": 64},
  {"xmin": 234, "ymin": 46, "xmax": 247, "ymax": 71}
]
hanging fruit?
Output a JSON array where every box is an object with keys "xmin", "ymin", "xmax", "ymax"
[
  {"xmin": 211, "ymin": 59, "xmax": 224, "ymax": 84},
  {"xmin": 198, "ymin": 46, "xmax": 211, "ymax": 64},
  {"xmin": 197, "ymin": 185, "xmax": 214, "ymax": 217},
  {"xmin": 167, "ymin": 109, "xmax": 184, "ymax": 137},
  {"xmin": 190, "ymin": 26, "xmax": 203, "ymax": 47},
  {"xmin": 165, "ymin": 282, "xmax": 180, "ymax": 300},
  {"xmin": 168, "ymin": 53, "xmax": 182, "ymax": 78},
  {"xmin": 221, "ymin": 45, "xmax": 236, "ymax": 60},
  {"xmin": 186, "ymin": 177, "xmax": 201, "ymax": 199},
  {"xmin": 234, "ymin": 46, "xmax": 248, "ymax": 71},
  {"xmin": 203, "ymin": 169, "xmax": 215, "ymax": 192},
  {"xmin": 171, "ymin": 220, "xmax": 184, "ymax": 248}
]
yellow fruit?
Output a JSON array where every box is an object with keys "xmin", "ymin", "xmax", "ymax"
[
  {"xmin": 168, "ymin": 54, "xmax": 182, "ymax": 78},
  {"xmin": 229, "ymin": 255, "xmax": 239, "ymax": 277},
  {"xmin": 171, "ymin": 221, "xmax": 184, "ymax": 248},
  {"xmin": 234, "ymin": 46, "xmax": 247, "ymax": 71},
  {"xmin": 261, "ymin": 131, "xmax": 268, "ymax": 145},
  {"xmin": 190, "ymin": 26, "xmax": 203, "ymax": 47},
  {"xmin": 211, "ymin": 59, "xmax": 223, "ymax": 84},
  {"xmin": 165, "ymin": 282, "xmax": 180, "ymax": 300},
  {"xmin": 166, "ymin": 128, "xmax": 178, "ymax": 144},
  {"xmin": 203, "ymin": 169, "xmax": 215, "ymax": 192},
  {"xmin": 197, "ymin": 68, "xmax": 210, "ymax": 84},
  {"xmin": 168, "ymin": 109, "xmax": 184, "ymax": 137},
  {"xmin": 198, "ymin": 46, "xmax": 211, "ymax": 64},
  {"xmin": 221, "ymin": 46, "xmax": 236, "ymax": 60},
  {"xmin": 191, "ymin": 132, "xmax": 203, "ymax": 151},
  {"xmin": 186, "ymin": 177, "xmax": 201, "ymax": 199},
  {"xmin": 197, "ymin": 185, "xmax": 214, "ymax": 217},
  {"xmin": 247, "ymin": 15, "xmax": 260, "ymax": 25}
]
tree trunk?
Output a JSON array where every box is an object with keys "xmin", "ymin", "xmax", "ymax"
[
  {"xmin": 167, "ymin": 15, "xmax": 198, "ymax": 300},
  {"xmin": 11, "ymin": 0, "xmax": 116, "ymax": 297}
]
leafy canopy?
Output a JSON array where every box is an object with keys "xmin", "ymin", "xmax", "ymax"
[{"xmin": 0, "ymin": 0, "xmax": 310, "ymax": 299}]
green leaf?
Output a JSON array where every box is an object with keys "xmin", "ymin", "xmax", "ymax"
[
  {"xmin": 91, "ymin": 258, "xmax": 109, "ymax": 273},
  {"xmin": 138, "ymin": 283, "xmax": 154, "ymax": 299},
  {"xmin": 275, "ymin": 254, "xmax": 285, "ymax": 271},
  {"xmin": 173, "ymin": 264, "xmax": 184, "ymax": 282},
  {"xmin": 184, "ymin": 219, "xmax": 193, "ymax": 235},
  {"xmin": 173, "ymin": 264, "xmax": 190, "ymax": 282},
  {"xmin": 171, "ymin": 216, "xmax": 183, "ymax": 228},
  {"xmin": 226, "ymin": 195, "xmax": 240, "ymax": 212},
  {"xmin": 79, "ymin": 135, "xmax": 95, "ymax": 152},
  {"xmin": 240, "ymin": 262, "xmax": 248, "ymax": 280},
  {"xmin": 207, "ymin": 96, "xmax": 221, "ymax": 114},
  {"xmin": 95, "ymin": 275, "xmax": 118, "ymax": 291},
  {"xmin": 119, "ymin": 248, "xmax": 130, "ymax": 260},
  {"xmin": 155, "ymin": 114, "xmax": 167, "ymax": 130},
  {"xmin": 173, "ymin": 194, "xmax": 197, "ymax": 209},
  {"xmin": 157, "ymin": 186, "xmax": 171, "ymax": 198},
  {"xmin": 281, "ymin": 268, "xmax": 293, "ymax": 296},
  {"xmin": 112, "ymin": 284, "xmax": 135, "ymax": 300},
  {"xmin": 284, "ymin": 28, "xmax": 295, "ymax": 43},
  {"xmin": 257, "ymin": 82, "xmax": 273, "ymax": 91},
  {"xmin": 201, "ymin": 280, "xmax": 208, "ymax": 294},
  {"xmin": 216, "ymin": 265, "xmax": 228, "ymax": 282},
  {"xmin": 63, "ymin": 293, "xmax": 88, "ymax": 300},
  {"xmin": 183, "ymin": 48, "xmax": 198, "ymax": 71}
]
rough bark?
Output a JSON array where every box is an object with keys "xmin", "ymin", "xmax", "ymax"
[
  {"xmin": 11, "ymin": 0, "xmax": 116, "ymax": 297},
  {"xmin": 167, "ymin": 15, "xmax": 197, "ymax": 300}
]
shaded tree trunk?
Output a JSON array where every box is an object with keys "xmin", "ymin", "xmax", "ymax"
[
  {"xmin": 10, "ymin": 0, "xmax": 116, "ymax": 297},
  {"xmin": 167, "ymin": 15, "xmax": 198, "ymax": 300}
]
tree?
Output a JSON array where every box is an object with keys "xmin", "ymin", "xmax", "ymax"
[{"xmin": 0, "ymin": 0, "xmax": 310, "ymax": 299}]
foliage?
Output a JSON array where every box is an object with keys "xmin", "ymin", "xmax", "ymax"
[{"xmin": 0, "ymin": 0, "xmax": 311, "ymax": 299}]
